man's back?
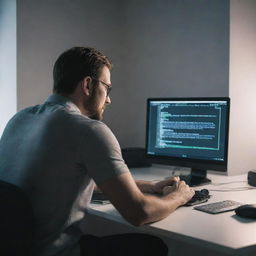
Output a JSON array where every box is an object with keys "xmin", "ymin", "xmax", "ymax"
[{"xmin": 0, "ymin": 94, "xmax": 127, "ymax": 255}]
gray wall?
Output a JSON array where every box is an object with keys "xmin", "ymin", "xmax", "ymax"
[
  {"xmin": 0, "ymin": 0, "xmax": 16, "ymax": 135},
  {"xmin": 228, "ymin": 0, "xmax": 256, "ymax": 174},
  {"xmin": 17, "ymin": 0, "xmax": 229, "ymax": 148}
]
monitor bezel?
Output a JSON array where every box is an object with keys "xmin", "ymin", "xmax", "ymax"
[{"xmin": 145, "ymin": 97, "xmax": 230, "ymax": 172}]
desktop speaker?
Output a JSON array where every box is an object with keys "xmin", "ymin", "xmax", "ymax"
[
  {"xmin": 248, "ymin": 170, "xmax": 256, "ymax": 187},
  {"xmin": 121, "ymin": 147, "xmax": 152, "ymax": 168}
]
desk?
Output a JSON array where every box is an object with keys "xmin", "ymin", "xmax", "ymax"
[{"xmin": 84, "ymin": 166, "xmax": 256, "ymax": 256}]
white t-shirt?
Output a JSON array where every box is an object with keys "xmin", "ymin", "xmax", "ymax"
[{"xmin": 0, "ymin": 94, "xmax": 129, "ymax": 256}]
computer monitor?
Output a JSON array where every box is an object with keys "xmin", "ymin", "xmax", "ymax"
[{"xmin": 146, "ymin": 97, "xmax": 230, "ymax": 186}]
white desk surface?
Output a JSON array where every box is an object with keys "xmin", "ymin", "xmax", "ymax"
[{"xmin": 89, "ymin": 166, "xmax": 256, "ymax": 255}]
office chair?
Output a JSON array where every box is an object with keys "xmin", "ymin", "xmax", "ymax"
[{"xmin": 0, "ymin": 180, "xmax": 34, "ymax": 256}]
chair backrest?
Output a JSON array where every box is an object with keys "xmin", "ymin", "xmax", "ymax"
[{"xmin": 0, "ymin": 180, "xmax": 34, "ymax": 256}]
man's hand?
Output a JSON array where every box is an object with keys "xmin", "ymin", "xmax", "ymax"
[
  {"xmin": 136, "ymin": 176, "xmax": 194, "ymax": 205},
  {"xmin": 152, "ymin": 176, "xmax": 181, "ymax": 194},
  {"xmin": 163, "ymin": 180, "xmax": 195, "ymax": 205}
]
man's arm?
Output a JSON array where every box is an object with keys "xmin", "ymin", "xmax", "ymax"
[
  {"xmin": 96, "ymin": 172, "xmax": 194, "ymax": 226},
  {"xmin": 135, "ymin": 177, "xmax": 180, "ymax": 194},
  {"xmin": 94, "ymin": 178, "xmax": 177, "ymax": 194}
]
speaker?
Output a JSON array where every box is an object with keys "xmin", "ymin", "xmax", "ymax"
[
  {"xmin": 121, "ymin": 148, "xmax": 152, "ymax": 168},
  {"xmin": 248, "ymin": 170, "xmax": 256, "ymax": 187}
]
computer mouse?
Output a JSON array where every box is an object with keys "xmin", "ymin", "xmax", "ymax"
[
  {"xmin": 200, "ymin": 189, "xmax": 209, "ymax": 196},
  {"xmin": 235, "ymin": 204, "xmax": 256, "ymax": 219}
]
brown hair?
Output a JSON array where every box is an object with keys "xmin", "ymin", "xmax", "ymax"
[{"xmin": 53, "ymin": 47, "xmax": 112, "ymax": 95}]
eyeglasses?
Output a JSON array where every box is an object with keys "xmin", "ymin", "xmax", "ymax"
[{"xmin": 92, "ymin": 77, "xmax": 112, "ymax": 97}]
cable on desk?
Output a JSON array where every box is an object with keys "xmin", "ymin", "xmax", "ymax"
[
  {"xmin": 209, "ymin": 180, "xmax": 256, "ymax": 192},
  {"xmin": 208, "ymin": 187, "xmax": 256, "ymax": 192},
  {"xmin": 211, "ymin": 181, "xmax": 245, "ymax": 186}
]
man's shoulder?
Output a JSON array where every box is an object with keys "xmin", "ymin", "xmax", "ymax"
[
  {"xmin": 50, "ymin": 106, "xmax": 110, "ymax": 135},
  {"xmin": 17, "ymin": 104, "xmax": 41, "ymax": 113},
  {"xmin": 76, "ymin": 118, "xmax": 110, "ymax": 134},
  {"xmin": 8, "ymin": 104, "xmax": 41, "ymax": 122},
  {"xmin": 10, "ymin": 102, "xmax": 111, "ymax": 135}
]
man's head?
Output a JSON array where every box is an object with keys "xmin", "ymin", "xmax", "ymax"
[
  {"xmin": 53, "ymin": 47, "xmax": 113, "ymax": 120},
  {"xmin": 53, "ymin": 47, "xmax": 112, "ymax": 95}
]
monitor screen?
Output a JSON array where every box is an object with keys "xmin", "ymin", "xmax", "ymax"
[{"xmin": 146, "ymin": 97, "xmax": 230, "ymax": 175}]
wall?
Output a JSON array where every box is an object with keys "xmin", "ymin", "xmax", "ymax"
[
  {"xmin": 105, "ymin": 0, "xmax": 230, "ymax": 148},
  {"xmin": 0, "ymin": 0, "xmax": 16, "ymax": 135},
  {"xmin": 17, "ymin": 0, "xmax": 122, "ymax": 108},
  {"xmin": 17, "ymin": 0, "xmax": 229, "ymax": 148},
  {"xmin": 228, "ymin": 0, "xmax": 256, "ymax": 174}
]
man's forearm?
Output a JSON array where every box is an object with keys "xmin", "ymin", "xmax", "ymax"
[
  {"xmin": 94, "ymin": 180, "xmax": 158, "ymax": 194},
  {"xmin": 135, "ymin": 192, "xmax": 186, "ymax": 225},
  {"xmin": 136, "ymin": 180, "xmax": 156, "ymax": 194}
]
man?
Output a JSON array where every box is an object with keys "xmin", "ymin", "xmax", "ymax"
[{"xmin": 0, "ymin": 47, "xmax": 194, "ymax": 256}]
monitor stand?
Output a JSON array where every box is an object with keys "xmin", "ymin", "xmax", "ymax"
[{"xmin": 179, "ymin": 168, "xmax": 211, "ymax": 187}]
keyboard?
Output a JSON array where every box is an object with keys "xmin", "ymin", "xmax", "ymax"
[
  {"xmin": 194, "ymin": 200, "xmax": 243, "ymax": 214},
  {"xmin": 91, "ymin": 191, "xmax": 110, "ymax": 204},
  {"xmin": 184, "ymin": 189, "xmax": 210, "ymax": 206}
]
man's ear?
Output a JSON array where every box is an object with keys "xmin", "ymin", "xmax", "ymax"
[{"xmin": 81, "ymin": 76, "xmax": 93, "ymax": 96}]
